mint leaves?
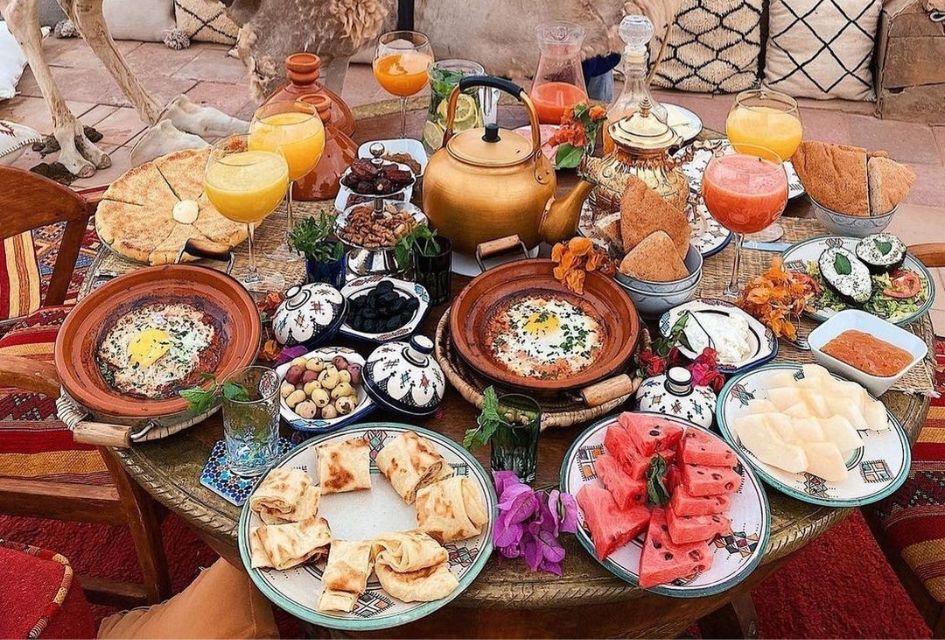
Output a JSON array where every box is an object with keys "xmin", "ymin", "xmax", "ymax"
[
  {"xmin": 464, "ymin": 386, "xmax": 506, "ymax": 449},
  {"xmin": 179, "ymin": 374, "xmax": 250, "ymax": 414},
  {"xmin": 834, "ymin": 253, "xmax": 852, "ymax": 276},
  {"xmin": 646, "ymin": 454, "xmax": 671, "ymax": 507}
]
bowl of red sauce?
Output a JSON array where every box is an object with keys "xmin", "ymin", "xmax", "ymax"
[{"xmin": 808, "ymin": 309, "xmax": 928, "ymax": 396}]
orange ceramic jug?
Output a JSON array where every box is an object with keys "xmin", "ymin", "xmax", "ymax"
[
  {"xmin": 293, "ymin": 93, "xmax": 358, "ymax": 201},
  {"xmin": 267, "ymin": 53, "xmax": 356, "ymax": 136}
]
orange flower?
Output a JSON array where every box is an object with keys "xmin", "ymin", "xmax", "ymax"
[
  {"xmin": 589, "ymin": 105, "xmax": 606, "ymax": 121},
  {"xmin": 551, "ymin": 242, "xmax": 566, "ymax": 262},
  {"xmin": 258, "ymin": 339, "xmax": 281, "ymax": 362},
  {"xmin": 565, "ymin": 269, "xmax": 586, "ymax": 294},
  {"xmin": 568, "ymin": 236, "xmax": 593, "ymax": 256}
]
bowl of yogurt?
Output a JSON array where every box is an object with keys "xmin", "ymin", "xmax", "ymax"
[{"xmin": 658, "ymin": 299, "xmax": 779, "ymax": 374}]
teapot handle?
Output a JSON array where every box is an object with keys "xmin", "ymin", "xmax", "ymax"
[{"xmin": 442, "ymin": 75, "xmax": 542, "ymax": 157}]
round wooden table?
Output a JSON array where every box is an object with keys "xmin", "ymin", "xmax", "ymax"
[{"xmin": 102, "ymin": 99, "xmax": 933, "ymax": 638}]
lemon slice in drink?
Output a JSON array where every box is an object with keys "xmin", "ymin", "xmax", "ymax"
[
  {"xmin": 436, "ymin": 93, "xmax": 479, "ymax": 130},
  {"xmin": 423, "ymin": 120, "xmax": 446, "ymax": 151}
]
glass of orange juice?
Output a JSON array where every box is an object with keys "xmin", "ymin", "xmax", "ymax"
[
  {"xmin": 725, "ymin": 88, "xmax": 801, "ymax": 242},
  {"xmin": 373, "ymin": 30, "xmax": 434, "ymax": 138},
  {"xmin": 249, "ymin": 100, "xmax": 325, "ymax": 261},
  {"xmin": 205, "ymin": 135, "xmax": 289, "ymax": 293}
]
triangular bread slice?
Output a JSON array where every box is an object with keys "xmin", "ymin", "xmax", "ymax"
[
  {"xmin": 619, "ymin": 231, "xmax": 688, "ymax": 282},
  {"xmin": 155, "ymin": 148, "xmax": 210, "ymax": 202},
  {"xmin": 792, "ymin": 141, "xmax": 869, "ymax": 216},
  {"xmin": 101, "ymin": 163, "xmax": 178, "ymax": 209},
  {"xmin": 619, "ymin": 176, "xmax": 690, "ymax": 258},
  {"xmin": 95, "ymin": 199, "xmax": 176, "ymax": 263},
  {"xmin": 192, "ymin": 194, "xmax": 248, "ymax": 247},
  {"xmin": 867, "ymin": 156, "xmax": 915, "ymax": 215}
]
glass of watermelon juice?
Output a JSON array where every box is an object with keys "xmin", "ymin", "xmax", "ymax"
[{"xmin": 490, "ymin": 394, "xmax": 541, "ymax": 483}]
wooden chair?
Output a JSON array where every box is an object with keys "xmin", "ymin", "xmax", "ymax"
[
  {"xmin": 0, "ymin": 167, "xmax": 170, "ymax": 607},
  {"xmin": 862, "ymin": 242, "xmax": 945, "ymax": 638}
]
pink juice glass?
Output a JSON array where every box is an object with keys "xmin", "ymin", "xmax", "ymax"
[{"xmin": 702, "ymin": 149, "xmax": 788, "ymax": 297}]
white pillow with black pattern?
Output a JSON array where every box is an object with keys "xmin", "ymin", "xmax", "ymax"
[{"xmin": 764, "ymin": 0, "xmax": 881, "ymax": 101}]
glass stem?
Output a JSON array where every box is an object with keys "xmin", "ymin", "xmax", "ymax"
[
  {"xmin": 400, "ymin": 97, "xmax": 408, "ymax": 138},
  {"xmin": 724, "ymin": 232, "xmax": 744, "ymax": 298},
  {"xmin": 246, "ymin": 222, "xmax": 259, "ymax": 281},
  {"xmin": 285, "ymin": 181, "xmax": 295, "ymax": 242}
]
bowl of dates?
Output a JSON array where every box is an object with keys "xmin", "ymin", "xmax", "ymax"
[{"xmin": 340, "ymin": 158, "xmax": 415, "ymax": 197}]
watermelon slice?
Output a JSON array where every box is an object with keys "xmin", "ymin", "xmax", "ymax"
[
  {"xmin": 619, "ymin": 412, "xmax": 684, "ymax": 457},
  {"xmin": 666, "ymin": 507, "xmax": 731, "ymax": 545},
  {"xmin": 680, "ymin": 463, "xmax": 743, "ymax": 497},
  {"xmin": 670, "ymin": 487, "xmax": 731, "ymax": 517},
  {"xmin": 595, "ymin": 454, "xmax": 646, "ymax": 509},
  {"xmin": 680, "ymin": 429, "xmax": 737, "ymax": 467},
  {"xmin": 603, "ymin": 424, "xmax": 637, "ymax": 467},
  {"xmin": 638, "ymin": 508, "xmax": 712, "ymax": 589},
  {"xmin": 576, "ymin": 484, "xmax": 650, "ymax": 560}
]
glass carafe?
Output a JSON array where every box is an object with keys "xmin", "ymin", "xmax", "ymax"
[
  {"xmin": 603, "ymin": 14, "xmax": 667, "ymax": 153},
  {"xmin": 530, "ymin": 22, "xmax": 588, "ymax": 124}
]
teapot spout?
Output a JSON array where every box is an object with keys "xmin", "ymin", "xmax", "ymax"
[{"xmin": 539, "ymin": 179, "xmax": 594, "ymax": 245}]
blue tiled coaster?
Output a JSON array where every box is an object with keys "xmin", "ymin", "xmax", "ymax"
[{"xmin": 200, "ymin": 438, "xmax": 295, "ymax": 506}]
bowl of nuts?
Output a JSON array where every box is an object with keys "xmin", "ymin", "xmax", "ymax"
[
  {"xmin": 275, "ymin": 347, "xmax": 374, "ymax": 433},
  {"xmin": 336, "ymin": 200, "xmax": 428, "ymax": 278}
]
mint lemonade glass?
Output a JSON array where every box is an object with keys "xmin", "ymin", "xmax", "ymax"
[
  {"xmin": 221, "ymin": 366, "xmax": 281, "ymax": 477},
  {"xmin": 249, "ymin": 100, "xmax": 325, "ymax": 261},
  {"xmin": 204, "ymin": 135, "xmax": 289, "ymax": 293},
  {"xmin": 702, "ymin": 144, "xmax": 789, "ymax": 297}
]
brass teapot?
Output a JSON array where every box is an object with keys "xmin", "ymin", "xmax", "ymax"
[
  {"xmin": 423, "ymin": 76, "xmax": 556, "ymax": 254},
  {"xmin": 540, "ymin": 98, "xmax": 692, "ymax": 245}
]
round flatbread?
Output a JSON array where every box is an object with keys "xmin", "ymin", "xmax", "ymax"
[{"xmin": 95, "ymin": 148, "xmax": 248, "ymax": 265}]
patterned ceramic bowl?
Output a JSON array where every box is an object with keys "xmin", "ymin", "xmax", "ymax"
[
  {"xmin": 272, "ymin": 283, "xmax": 346, "ymax": 348},
  {"xmin": 618, "ymin": 272, "xmax": 702, "ymax": 317},
  {"xmin": 810, "ymin": 197, "xmax": 896, "ymax": 238},
  {"xmin": 615, "ymin": 244, "xmax": 703, "ymax": 294}
]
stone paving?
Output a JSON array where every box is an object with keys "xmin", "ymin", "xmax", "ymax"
[{"xmin": 2, "ymin": 37, "xmax": 943, "ymax": 330}]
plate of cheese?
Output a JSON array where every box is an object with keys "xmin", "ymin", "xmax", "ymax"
[
  {"xmin": 238, "ymin": 423, "xmax": 496, "ymax": 630},
  {"xmin": 716, "ymin": 363, "xmax": 910, "ymax": 507}
]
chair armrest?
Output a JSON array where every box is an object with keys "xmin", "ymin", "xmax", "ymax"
[
  {"xmin": 908, "ymin": 243, "xmax": 945, "ymax": 269},
  {"xmin": 0, "ymin": 355, "xmax": 61, "ymax": 397},
  {"xmin": 76, "ymin": 185, "xmax": 107, "ymax": 210}
]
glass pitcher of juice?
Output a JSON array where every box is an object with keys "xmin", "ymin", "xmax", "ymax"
[{"xmin": 530, "ymin": 22, "xmax": 588, "ymax": 124}]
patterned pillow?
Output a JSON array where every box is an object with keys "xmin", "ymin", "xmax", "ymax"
[
  {"xmin": 174, "ymin": 0, "xmax": 239, "ymax": 45},
  {"xmin": 764, "ymin": 0, "xmax": 881, "ymax": 101},
  {"xmin": 651, "ymin": 0, "xmax": 763, "ymax": 94},
  {"xmin": 0, "ymin": 232, "xmax": 41, "ymax": 324}
]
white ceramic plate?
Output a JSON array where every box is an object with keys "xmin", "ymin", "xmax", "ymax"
[
  {"xmin": 664, "ymin": 103, "xmax": 703, "ymax": 144},
  {"xmin": 716, "ymin": 363, "xmax": 911, "ymax": 507},
  {"xmin": 275, "ymin": 346, "xmax": 374, "ymax": 433},
  {"xmin": 781, "ymin": 236, "xmax": 935, "ymax": 326},
  {"xmin": 358, "ymin": 139, "xmax": 428, "ymax": 176},
  {"xmin": 339, "ymin": 276, "xmax": 430, "ymax": 344},
  {"xmin": 239, "ymin": 423, "xmax": 497, "ymax": 631},
  {"xmin": 560, "ymin": 413, "xmax": 770, "ymax": 598},
  {"xmin": 659, "ymin": 299, "xmax": 778, "ymax": 374}
]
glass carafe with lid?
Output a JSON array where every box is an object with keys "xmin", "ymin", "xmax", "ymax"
[
  {"xmin": 530, "ymin": 22, "xmax": 588, "ymax": 124},
  {"xmin": 603, "ymin": 14, "xmax": 667, "ymax": 153}
]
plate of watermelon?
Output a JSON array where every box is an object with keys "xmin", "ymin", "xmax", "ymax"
[{"xmin": 560, "ymin": 412, "xmax": 770, "ymax": 597}]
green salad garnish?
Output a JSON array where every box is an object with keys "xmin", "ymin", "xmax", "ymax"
[{"xmin": 805, "ymin": 261, "xmax": 927, "ymax": 323}]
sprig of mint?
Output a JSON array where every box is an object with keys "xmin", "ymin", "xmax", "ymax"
[
  {"xmin": 834, "ymin": 253, "xmax": 852, "ymax": 276},
  {"xmin": 874, "ymin": 238, "xmax": 893, "ymax": 255},
  {"xmin": 289, "ymin": 212, "xmax": 344, "ymax": 264},
  {"xmin": 646, "ymin": 454, "xmax": 671, "ymax": 507},
  {"xmin": 395, "ymin": 225, "xmax": 441, "ymax": 268},
  {"xmin": 178, "ymin": 373, "xmax": 250, "ymax": 414},
  {"xmin": 463, "ymin": 386, "xmax": 508, "ymax": 449}
]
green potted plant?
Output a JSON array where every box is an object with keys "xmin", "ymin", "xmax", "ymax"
[
  {"xmin": 395, "ymin": 225, "xmax": 452, "ymax": 305},
  {"xmin": 289, "ymin": 212, "xmax": 346, "ymax": 288}
]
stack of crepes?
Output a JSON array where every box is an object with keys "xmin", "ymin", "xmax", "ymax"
[
  {"xmin": 591, "ymin": 175, "xmax": 692, "ymax": 283},
  {"xmin": 246, "ymin": 432, "xmax": 491, "ymax": 615},
  {"xmin": 248, "ymin": 469, "xmax": 330, "ymax": 570},
  {"xmin": 792, "ymin": 140, "xmax": 916, "ymax": 216}
]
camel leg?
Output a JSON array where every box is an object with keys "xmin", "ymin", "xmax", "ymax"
[
  {"xmin": 64, "ymin": 0, "xmax": 162, "ymax": 124},
  {"xmin": 3, "ymin": 0, "xmax": 108, "ymax": 176},
  {"xmin": 159, "ymin": 95, "xmax": 249, "ymax": 138}
]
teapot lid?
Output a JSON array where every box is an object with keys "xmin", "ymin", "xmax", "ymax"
[
  {"xmin": 608, "ymin": 98, "xmax": 680, "ymax": 151},
  {"xmin": 447, "ymin": 123, "xmax": 534, "ymax": 168}
]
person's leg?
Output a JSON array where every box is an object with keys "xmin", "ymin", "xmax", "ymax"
[{"xmin": 586, "ymin": 70, "xmax": 615, "ymax": 102}]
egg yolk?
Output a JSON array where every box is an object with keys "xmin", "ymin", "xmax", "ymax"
[
  {"xmin": 129, "ymin": 329, "xmax": 172, "ymax": 368},
  {"xmin": 524, "ymin": 311, "xmax": 560, "ymax": 337}
]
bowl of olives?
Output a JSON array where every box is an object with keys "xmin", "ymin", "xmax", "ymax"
[
  {"xmin": 275, "ymin": 347, "xmax": 374, "ymax": 433},
  {"xmin": 339, "ymin": 276, "xmax": 431, "ymax": 344}
]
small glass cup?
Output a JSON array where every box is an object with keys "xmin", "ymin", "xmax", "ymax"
[
  {"xmin": 489, "ymin": 393, "xmax": 541, "ymax": 483},
  {"xmin": 221, "ymin": 366, "xmax": 281, "ymax": 477},
  {"xmin": 413, "ymin": 235, "xmax": 452, "ymax": 306}
]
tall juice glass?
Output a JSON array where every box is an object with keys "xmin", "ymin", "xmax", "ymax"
[
  {"xmin": 702, "ymin": 145, "xmax": 788, "ymax": 297},
  {"xmin": 725, "ymin": 88, "xmax": 801, "ymax": 242},
  {"xmin": 205, "ymin": 135, "xmax": 289, "ymax": 293},
  {"xmin": 249, "ymin": 100, "xmax": 325, "ymax": 261},
  {"xmin": 374, "ymin": 30, "xmax": 434, "ymax": 138}
]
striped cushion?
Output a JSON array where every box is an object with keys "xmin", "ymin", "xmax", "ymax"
[
  {"xmin": 874, "ymin": 338, "xmax": 945, "ymax": 601},
  {"xmin": 0, "ymin": 232, "xmax": 41, "ymax": 323},
  {"xmin": 0, "ymin": 305, "xmax": 110, "ymax": 486}
]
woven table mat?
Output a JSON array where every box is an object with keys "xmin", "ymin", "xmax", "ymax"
[
  {"xmin": 698, "ymin": 217, "xmax": 935, "ymax": 396},
  {"xmin": 434, "ymin": 310, "xmax": 634, "ymax": 430},
  {"xmin": 80, "ymin": 200, "xmax": 336, "ymax": 298}
]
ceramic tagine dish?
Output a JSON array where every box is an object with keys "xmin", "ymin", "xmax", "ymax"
[
  {"xmin": 635, "ymin": 366, "xmax": 716, "ymax": 428},
  {"xmin": 362, "ymin": 335, "xmax": 446, "ymax": 417},
  {"xmin": 271, "ymin": 283, "xmax": 346, "ymax": 348}
]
